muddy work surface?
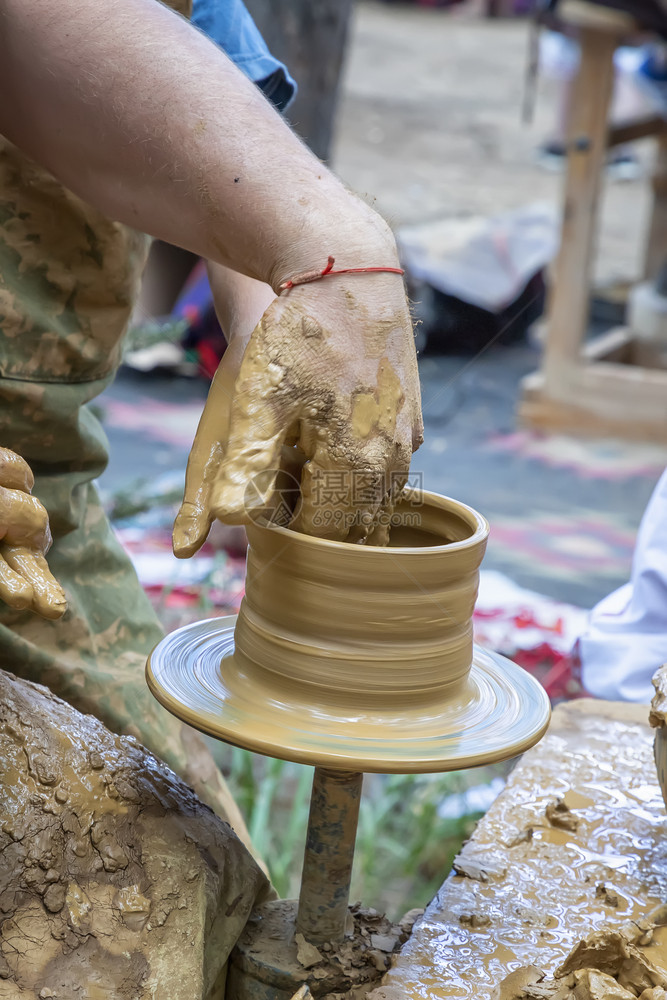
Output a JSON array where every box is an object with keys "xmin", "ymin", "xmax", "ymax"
[
  {"xmin": 0, "ymin": 669, "xmax": 270, "ymax": 999},
  {"xmin": 370, "ymin": 699, "xmax": 667, "ymax": 1000}
]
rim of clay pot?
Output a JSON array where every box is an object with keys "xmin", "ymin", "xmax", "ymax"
[{"xmin": 249, "ymin": 489, "xmax": 489, "ymax": 554}]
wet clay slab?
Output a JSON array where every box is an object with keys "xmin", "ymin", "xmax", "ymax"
[{"xmin": 370, "ymin": 700, "xmax": 667, "ymax": 999}]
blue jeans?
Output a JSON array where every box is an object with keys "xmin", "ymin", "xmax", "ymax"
[{"xmin": 192, "ymin": 0, "xmax": 296, "ymax": 110}]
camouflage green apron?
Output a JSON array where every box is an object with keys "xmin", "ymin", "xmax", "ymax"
[{"xmin": 0, "ymin": 0, "xmax": 255, "ymax": 854}]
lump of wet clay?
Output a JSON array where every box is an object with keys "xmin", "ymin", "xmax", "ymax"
[
  {"xmin": 491, "ymin": 965, "xmax": 550, "ymax": 999},
  {"xmin": 494, "ymin": 966, "xmax": 637, "ymax": 1000},
  {"xmin": 494, "ymin": 922, "xmax": 667, "ymax": 1000},
  {"xmin": 545, "ymin": 799, "xmax": 579, "ymax": 832},
  {"xmin": 650, "ymin": 665, "xmax": 667, "ymax": 729},
  {"xmin": 555, "ymin": 928, "xmax": 667, "ymax": 994},
  {"xmin": 568, "ymin": 968, "xmax": 636, "ymax": 999},
  {"xmin": 0, "ymin": 669, "xmax": 271, "ymax": 999},
  {"xmin": 453, "ymin": 843, "xmax": 507, "ymax": 882},
  {"xmin": 596, "ymin": 884, "xmax": 620, "ymax": 908}
]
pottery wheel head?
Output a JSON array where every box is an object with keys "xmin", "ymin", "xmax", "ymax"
[{"xmin": 147, "ymin": 617, "xmax": 550, "ymax": 772}]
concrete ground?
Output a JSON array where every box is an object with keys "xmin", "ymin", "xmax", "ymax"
[{"xmin": 99, "ymin": 2, "xmax": 667, "ymax": 611}]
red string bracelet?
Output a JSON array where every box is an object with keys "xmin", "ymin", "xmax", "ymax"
[{"xmin": 279, "ymin": 255, "xmax": 404, "ymax": 293}]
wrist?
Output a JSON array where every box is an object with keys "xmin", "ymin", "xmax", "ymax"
[
  {"xmin": 207, "ymin": 263, "xmax": 276, "ymax": 340},
  {"xmin": 267, "ymin": 202, "xmax": 398, "ymax": 295}
]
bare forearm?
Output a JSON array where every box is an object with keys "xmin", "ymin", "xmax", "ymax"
[{"xmin": 0, "ymin": 0, "xmax": 393, "ymax": 290}]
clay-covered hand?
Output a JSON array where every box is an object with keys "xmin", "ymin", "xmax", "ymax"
[
  {"xmin": 0, "ymin": 448, "xmax": 67, "ymax": 619},
  {"xmin": 173, "ymin": 261, "xmax": 423, "ymax": 554}
]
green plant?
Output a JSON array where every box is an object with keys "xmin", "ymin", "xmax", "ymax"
[
  {"xmin": 221, "ymin": 747, "xmax": 499, "ymax": 919},
  {"xmin": 223, "ymin": 750, "xmax": 312, "ymax": 899},
  {"xmin": 352, "ymin": 770, "xmax": 491, "ymax": 916}
]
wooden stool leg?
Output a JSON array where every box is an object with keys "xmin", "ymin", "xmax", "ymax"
[
  {"xmin": 644, "ymin": 131, "xmax": 667, "ymax": 283},
  {"xmin": 542, "ymin": 26, "xmax": 618, "ymax": 401}
]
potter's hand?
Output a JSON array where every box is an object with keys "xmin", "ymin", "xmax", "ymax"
[
  {"xmin": 174, "ymin": 254, "xmax": 423, "ymax": 554},
  {"xmin": 0, "ymin": 448, "xmax": 67, "ymax": 619}
]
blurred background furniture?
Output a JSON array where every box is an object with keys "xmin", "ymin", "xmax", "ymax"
[{"xmin": 520, "ymin": 0, "xmax": 667, "ymax": 441}]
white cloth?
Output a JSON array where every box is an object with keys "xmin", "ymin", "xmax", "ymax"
[{"xmin": 579, "ymin": 468, "xmax": 667, "ymax": 702}]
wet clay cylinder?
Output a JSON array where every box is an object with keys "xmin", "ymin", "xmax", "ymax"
[
  {"xmin": 233, "ymin": 491, "xmax": 489, "ymax": 710},
  {"xmin": 296, "ymin": 767, "xmax": 363, "ymax": 944}
]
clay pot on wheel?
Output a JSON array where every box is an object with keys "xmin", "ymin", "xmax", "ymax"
[
  {"xmin": 148, "ymin": 490, "xmax": 551, "ymax": 773},
  {"xmin": 235, "ymin": 490, "xmax": 488, "ymax": 709}
]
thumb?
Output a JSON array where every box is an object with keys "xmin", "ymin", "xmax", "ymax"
[{"xmin": 2, "ymin": 546, "xmax": 67, "ymax": 620}]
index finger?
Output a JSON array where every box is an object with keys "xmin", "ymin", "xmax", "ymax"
[
  {"xmin": 173, "ymin": 340, "xmax": 246, "ymax": 558},
  {"xmin": 2, "ymin": 545, "xmax": 67, "ymax": 620}
]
